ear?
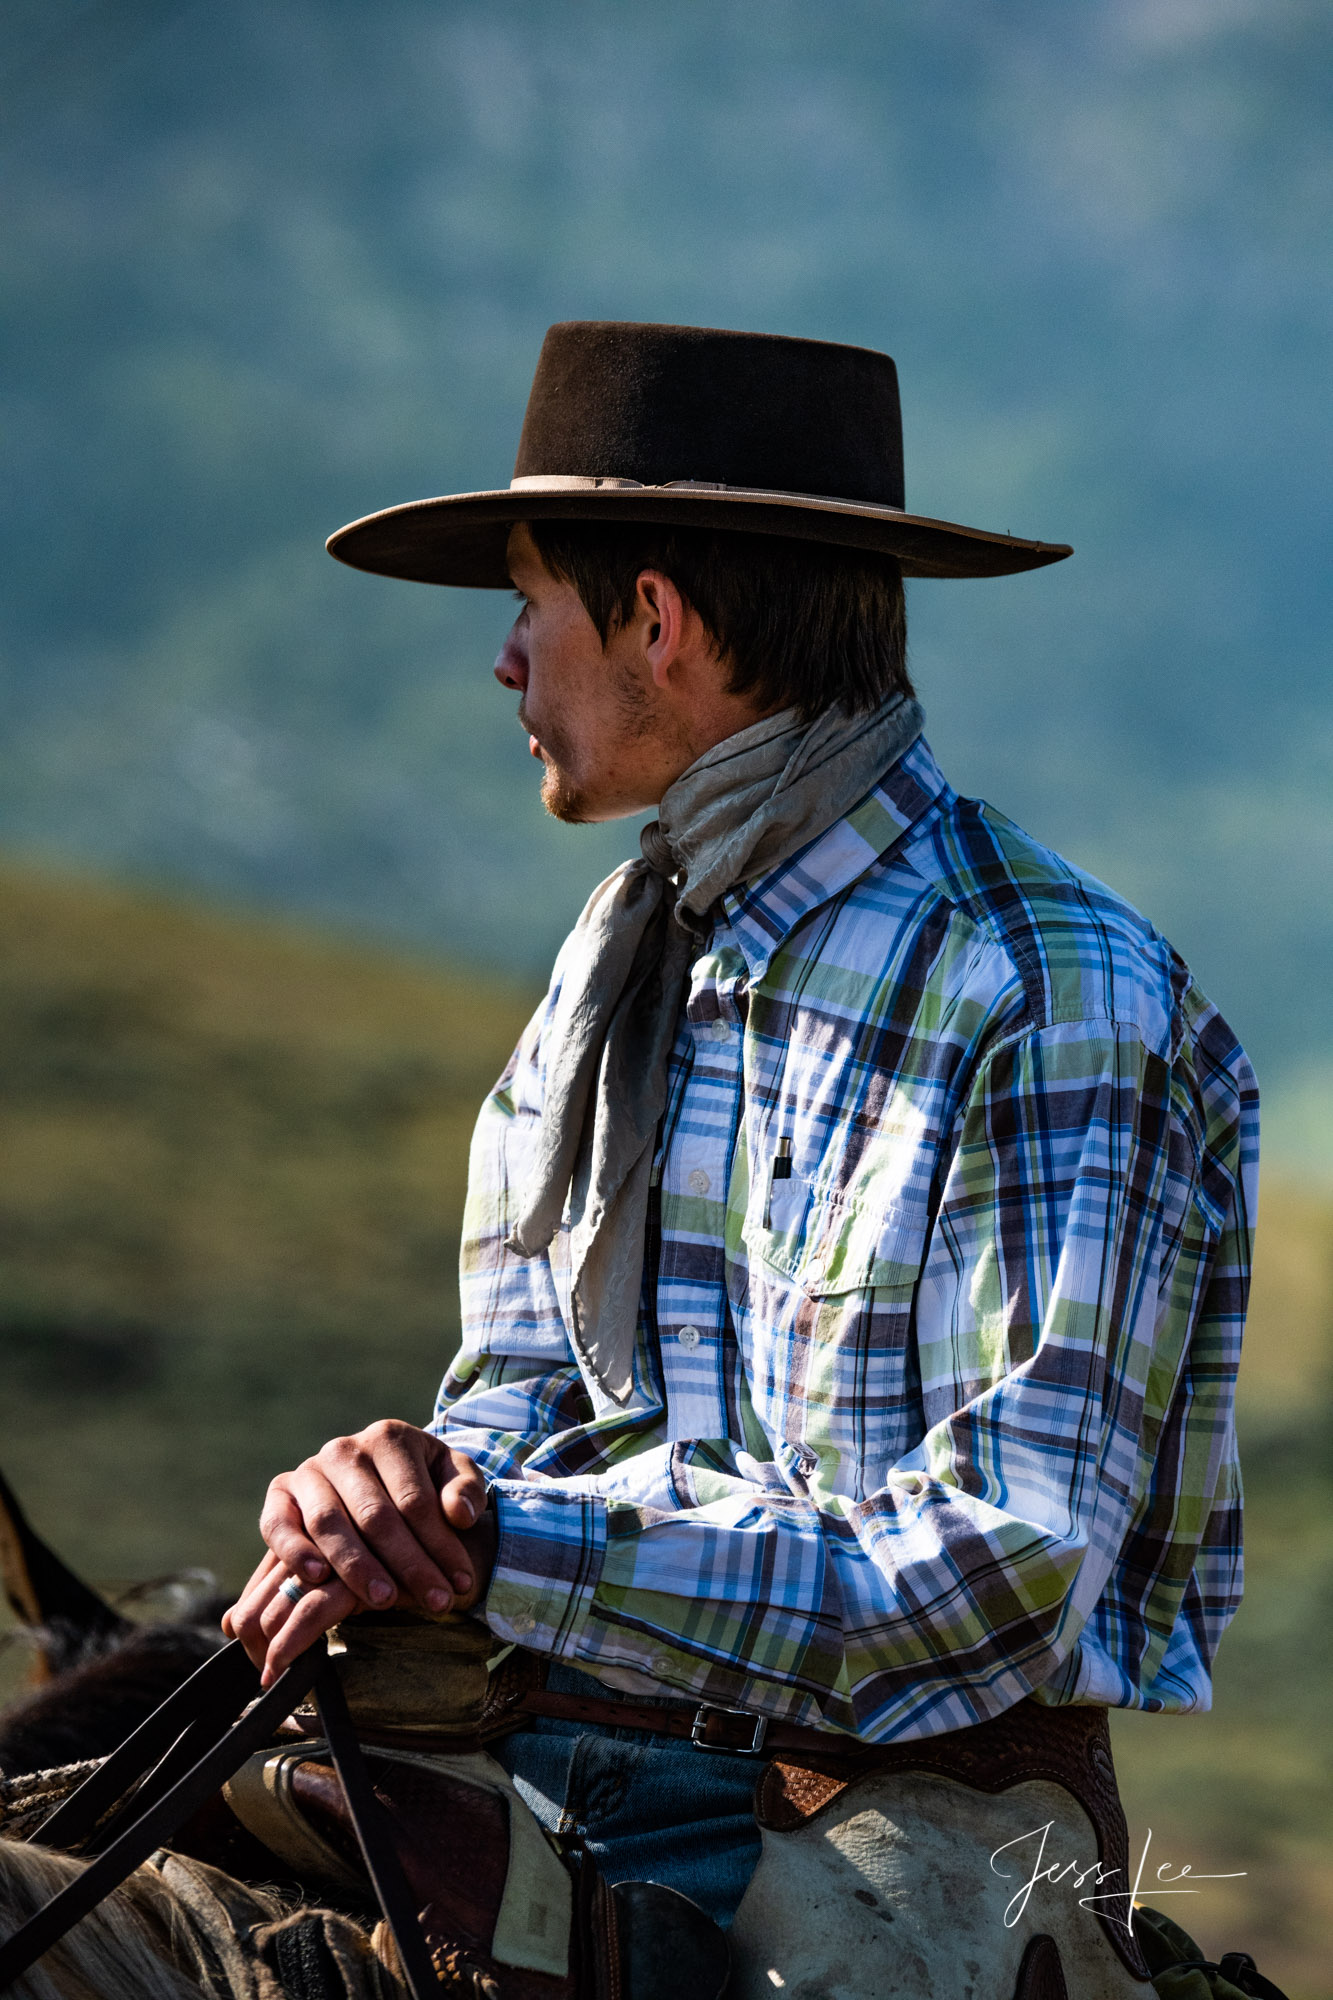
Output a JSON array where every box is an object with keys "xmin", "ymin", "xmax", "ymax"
[{"xmin": 633, "ymin": 569, "xmax": 691, "ymax": 689}]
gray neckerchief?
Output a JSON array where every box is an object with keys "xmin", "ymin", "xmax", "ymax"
[{"xmin": 506, "ymin": 692, "xmax": 924, "ymax": 1405}]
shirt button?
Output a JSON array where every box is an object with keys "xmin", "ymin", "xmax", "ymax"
[
  {"xmin": 677, "ymin": 1325, "xmax": 701, "ymax": 1350},
  {"xmin": 652, "ymin": 1655, "xmax": 675, "ymax": 1679},
  {"xmin": 687, "ymin": 1168, "xmax": 711, "ymax": 1196},
  {"xmin": 708, "ymin": 1018, "xmax": 731, "ymax": 1042},
  {"xmin": 510, "ymin": 1612, "xmax": 536, "ymax": 1637}
]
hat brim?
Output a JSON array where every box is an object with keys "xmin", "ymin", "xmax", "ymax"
[{"xmin": 326, "ymin": 482, "xmax": 1071, "ymax": 585}]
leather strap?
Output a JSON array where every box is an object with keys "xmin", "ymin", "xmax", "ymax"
[
  {"xmin": 0, "ymin": 1642, "xmax": 442, "ymax": 2000},
  {"xmin": 510, "ymin": 1688, "xmax": 793, "ymax": 1755},
  {"xmin": 27, "ymin": 1638, "xmax": 260, "ymax": 1855},
  {"xmin": 1014, "ymin": 1934, "xmax": 1069, "ymax": 2000},
  {"xmin": 505, "ymin": 1684, "xmax": 1107, "ymax": 1777},
  {"xmin": 313, "ymin": 1658, "xmax": 442, "ymax": 2000},
  {"xmin": 0, "ymin": 1642, "xmax": 326, "ymax": 1995}
]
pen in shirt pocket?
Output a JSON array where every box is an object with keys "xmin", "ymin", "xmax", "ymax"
[{"xmin": 763, "ymin": 1136, "xmax": 794, "ymax": 1228}]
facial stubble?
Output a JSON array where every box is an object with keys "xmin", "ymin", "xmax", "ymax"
[{"xmin": 530, "ymin": 653, "xmax": 660, "ymax": 826}]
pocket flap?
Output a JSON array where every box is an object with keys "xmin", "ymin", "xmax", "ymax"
[{"xmin": 745, "ymin": 1184, "xmax": 930, "ymax": 1297}]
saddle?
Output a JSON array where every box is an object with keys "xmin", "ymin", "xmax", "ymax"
[
  {"xmin": 476, "ymin": 1644, "xmax": 1146, "ymax": 1971},
  {"xmin": 0, "ymin": 1617, "xmax": 728, "ymax": 2000},
  {"xmin": 224, "ymin": 1616, "xmax": 1152, "ymax": 2000}
]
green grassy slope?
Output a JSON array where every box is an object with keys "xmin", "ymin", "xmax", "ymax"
[
  {"xmin": 0, "ymin": 859, "xmax": 535, "ymax": 1585},
  {"xmin": 0, "ymin": 862, "xmax": 1329, "ymax": 1994}
]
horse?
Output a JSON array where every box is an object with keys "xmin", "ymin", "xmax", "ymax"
[
  {"xmin": 0, "ymin": 1469, "xmax": 389, "ymax": 1997},
  {"xmin": 0, "ymin": 1466, "xmax": 228, "ymax": 1781}
]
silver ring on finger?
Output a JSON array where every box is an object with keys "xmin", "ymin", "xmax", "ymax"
[{"xmin": 277, "ymin": 1574, "xmax": 308, "ymax": 1607}]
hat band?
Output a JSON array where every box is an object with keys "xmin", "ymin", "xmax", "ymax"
[
  {"xmin": 510, "ymin": 474, "xmax": 725, "ymax": 492},
  {"xmin": 508, "ymin": 472, "xmax": 913, "ymax": 519}
]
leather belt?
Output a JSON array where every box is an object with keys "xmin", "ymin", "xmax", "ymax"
[{"xmin": 512, "ymin": 1687, "xmax": 855, "ymax": 1760}]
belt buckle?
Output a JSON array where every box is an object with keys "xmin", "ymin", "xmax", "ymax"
[{"xmin": 691, "ymin": 1704, "xmax": 769, "ymax": 1755}]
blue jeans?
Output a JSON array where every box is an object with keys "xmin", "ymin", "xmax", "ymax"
[{"xmin": 491, "ymin": 1664, "xmax": 763, "ymax": 1928}]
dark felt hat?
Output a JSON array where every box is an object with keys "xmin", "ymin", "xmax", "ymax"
[{"xmin": 327, "ymin": 322, "xmax": 1071, "ymax": 585}]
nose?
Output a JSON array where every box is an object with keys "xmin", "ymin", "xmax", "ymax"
[{"xmin": 494, "ymin": 615, "xmax": 529, "ymax": 692}]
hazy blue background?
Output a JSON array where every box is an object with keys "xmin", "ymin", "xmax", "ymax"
[{"xmin": 2, "ymin": 0, "xmax": 1329, "ymax": 1157}]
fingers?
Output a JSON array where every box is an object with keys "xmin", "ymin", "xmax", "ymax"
[
  {"xmin": 259, "ymin": 1422, "xmax": 477, "ymax": 1616},
  {"xmin": 257, "ymin": 1481, "xmax": 333, "ymax": 1591},
  {"xmin": 441, "ymin": 1455, "xmax": 487, "ymax": 1534},
  {"xmin": 257, "ymin": 1577, "xmax": 357, "ymax": 1687},
  {"xmin": 224, "ymin": 1554, "xmax": 289, "ymax": 1669},
  {"xmin": 226, "ymin": 1556, "xmax": 358, "ymax": 1683},
  {"xmin": 265, "ymin": 1458, "xmax": 419, "ymax": 1610},
  {"xmin": 371, "ymin": 1426, "xmax": 475, "ymax": 1591},
  {"xmin": 221, "ymin": 1548, "xmax": 280, "ymax": 1639},
  {"xmin": 449, "ymin": 1501, "xmax": 498, "ymax": 1615}
]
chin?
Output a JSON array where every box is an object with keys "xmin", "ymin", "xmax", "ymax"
[{"xmin": 540, "ymin": 763, "xmax": 595, "ymax": 826}]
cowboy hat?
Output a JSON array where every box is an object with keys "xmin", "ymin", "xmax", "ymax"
[{"xmin": 327, "ymin": 321, "xmax": 1071, "ymax": 585}]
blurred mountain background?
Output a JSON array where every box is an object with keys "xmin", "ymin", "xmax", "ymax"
[
  {"xmin": 1, "ymin": 1, "xmax": 1330, "ymax": 1992},
  {"xmin": 2, "ymin": 0, "xmax": 1331, "ymax": 1149}
]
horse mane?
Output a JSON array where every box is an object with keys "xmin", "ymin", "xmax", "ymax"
[{"xmin": 0, "ymin": 1837, "xmax": 211, "ymax": 2000}]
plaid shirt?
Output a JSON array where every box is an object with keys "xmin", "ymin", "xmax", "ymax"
[{"xmin": 435, "ymin": 736, "xmax": 1257, "ymax": 1743}]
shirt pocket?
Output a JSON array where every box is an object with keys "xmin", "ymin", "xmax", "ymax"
[{"xmin": 743, "ymin": 1174, "xmax": 930, "ymax": 1299}]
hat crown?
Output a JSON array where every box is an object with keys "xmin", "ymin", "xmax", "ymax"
[{"xmin": 513, "ymin": 322, "xmax": 905, "ymax": 510}]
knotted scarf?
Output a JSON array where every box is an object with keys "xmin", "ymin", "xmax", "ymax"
[{"xmin": 506, "ymin": 692, "xmax": 924, "ymax": 1404}]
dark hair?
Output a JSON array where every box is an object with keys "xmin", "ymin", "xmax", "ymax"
[{"xmin": 526, "ymin": 520, "xmax": 911, "ymax": 722}]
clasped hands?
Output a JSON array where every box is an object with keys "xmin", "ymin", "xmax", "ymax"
[{"xmin": 222, "ymin": 1420, "xmax": 495, "ymax": 1686}]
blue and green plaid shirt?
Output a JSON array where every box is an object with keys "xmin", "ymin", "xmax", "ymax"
[{"xmin": 435, "ymin": 736, "xmax": 1257, "ymax": 1743}]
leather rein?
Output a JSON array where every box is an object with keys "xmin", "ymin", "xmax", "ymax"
[{"xmin": 0, "ymin": 1638, "xmax": 440, "ymax": 2000}]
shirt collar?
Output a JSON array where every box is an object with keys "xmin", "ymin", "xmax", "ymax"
[{"xmin": 719, "ymin": 734, "xmax": 952, "ymax": 981}]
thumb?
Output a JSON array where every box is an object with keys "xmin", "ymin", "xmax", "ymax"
[{"xmin": 440, "ymin": 1453, "xmax": 487, "ymax": 1529}]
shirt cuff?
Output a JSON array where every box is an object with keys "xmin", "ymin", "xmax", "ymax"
[{"xmin": 484, "ymin": 1478, "xmax": 608, "ymax": 1656}]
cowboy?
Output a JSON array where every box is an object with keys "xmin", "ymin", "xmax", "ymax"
[{"xmin": 225, "ymin": 324, "xmax": 1257, "ymax": 1997}]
